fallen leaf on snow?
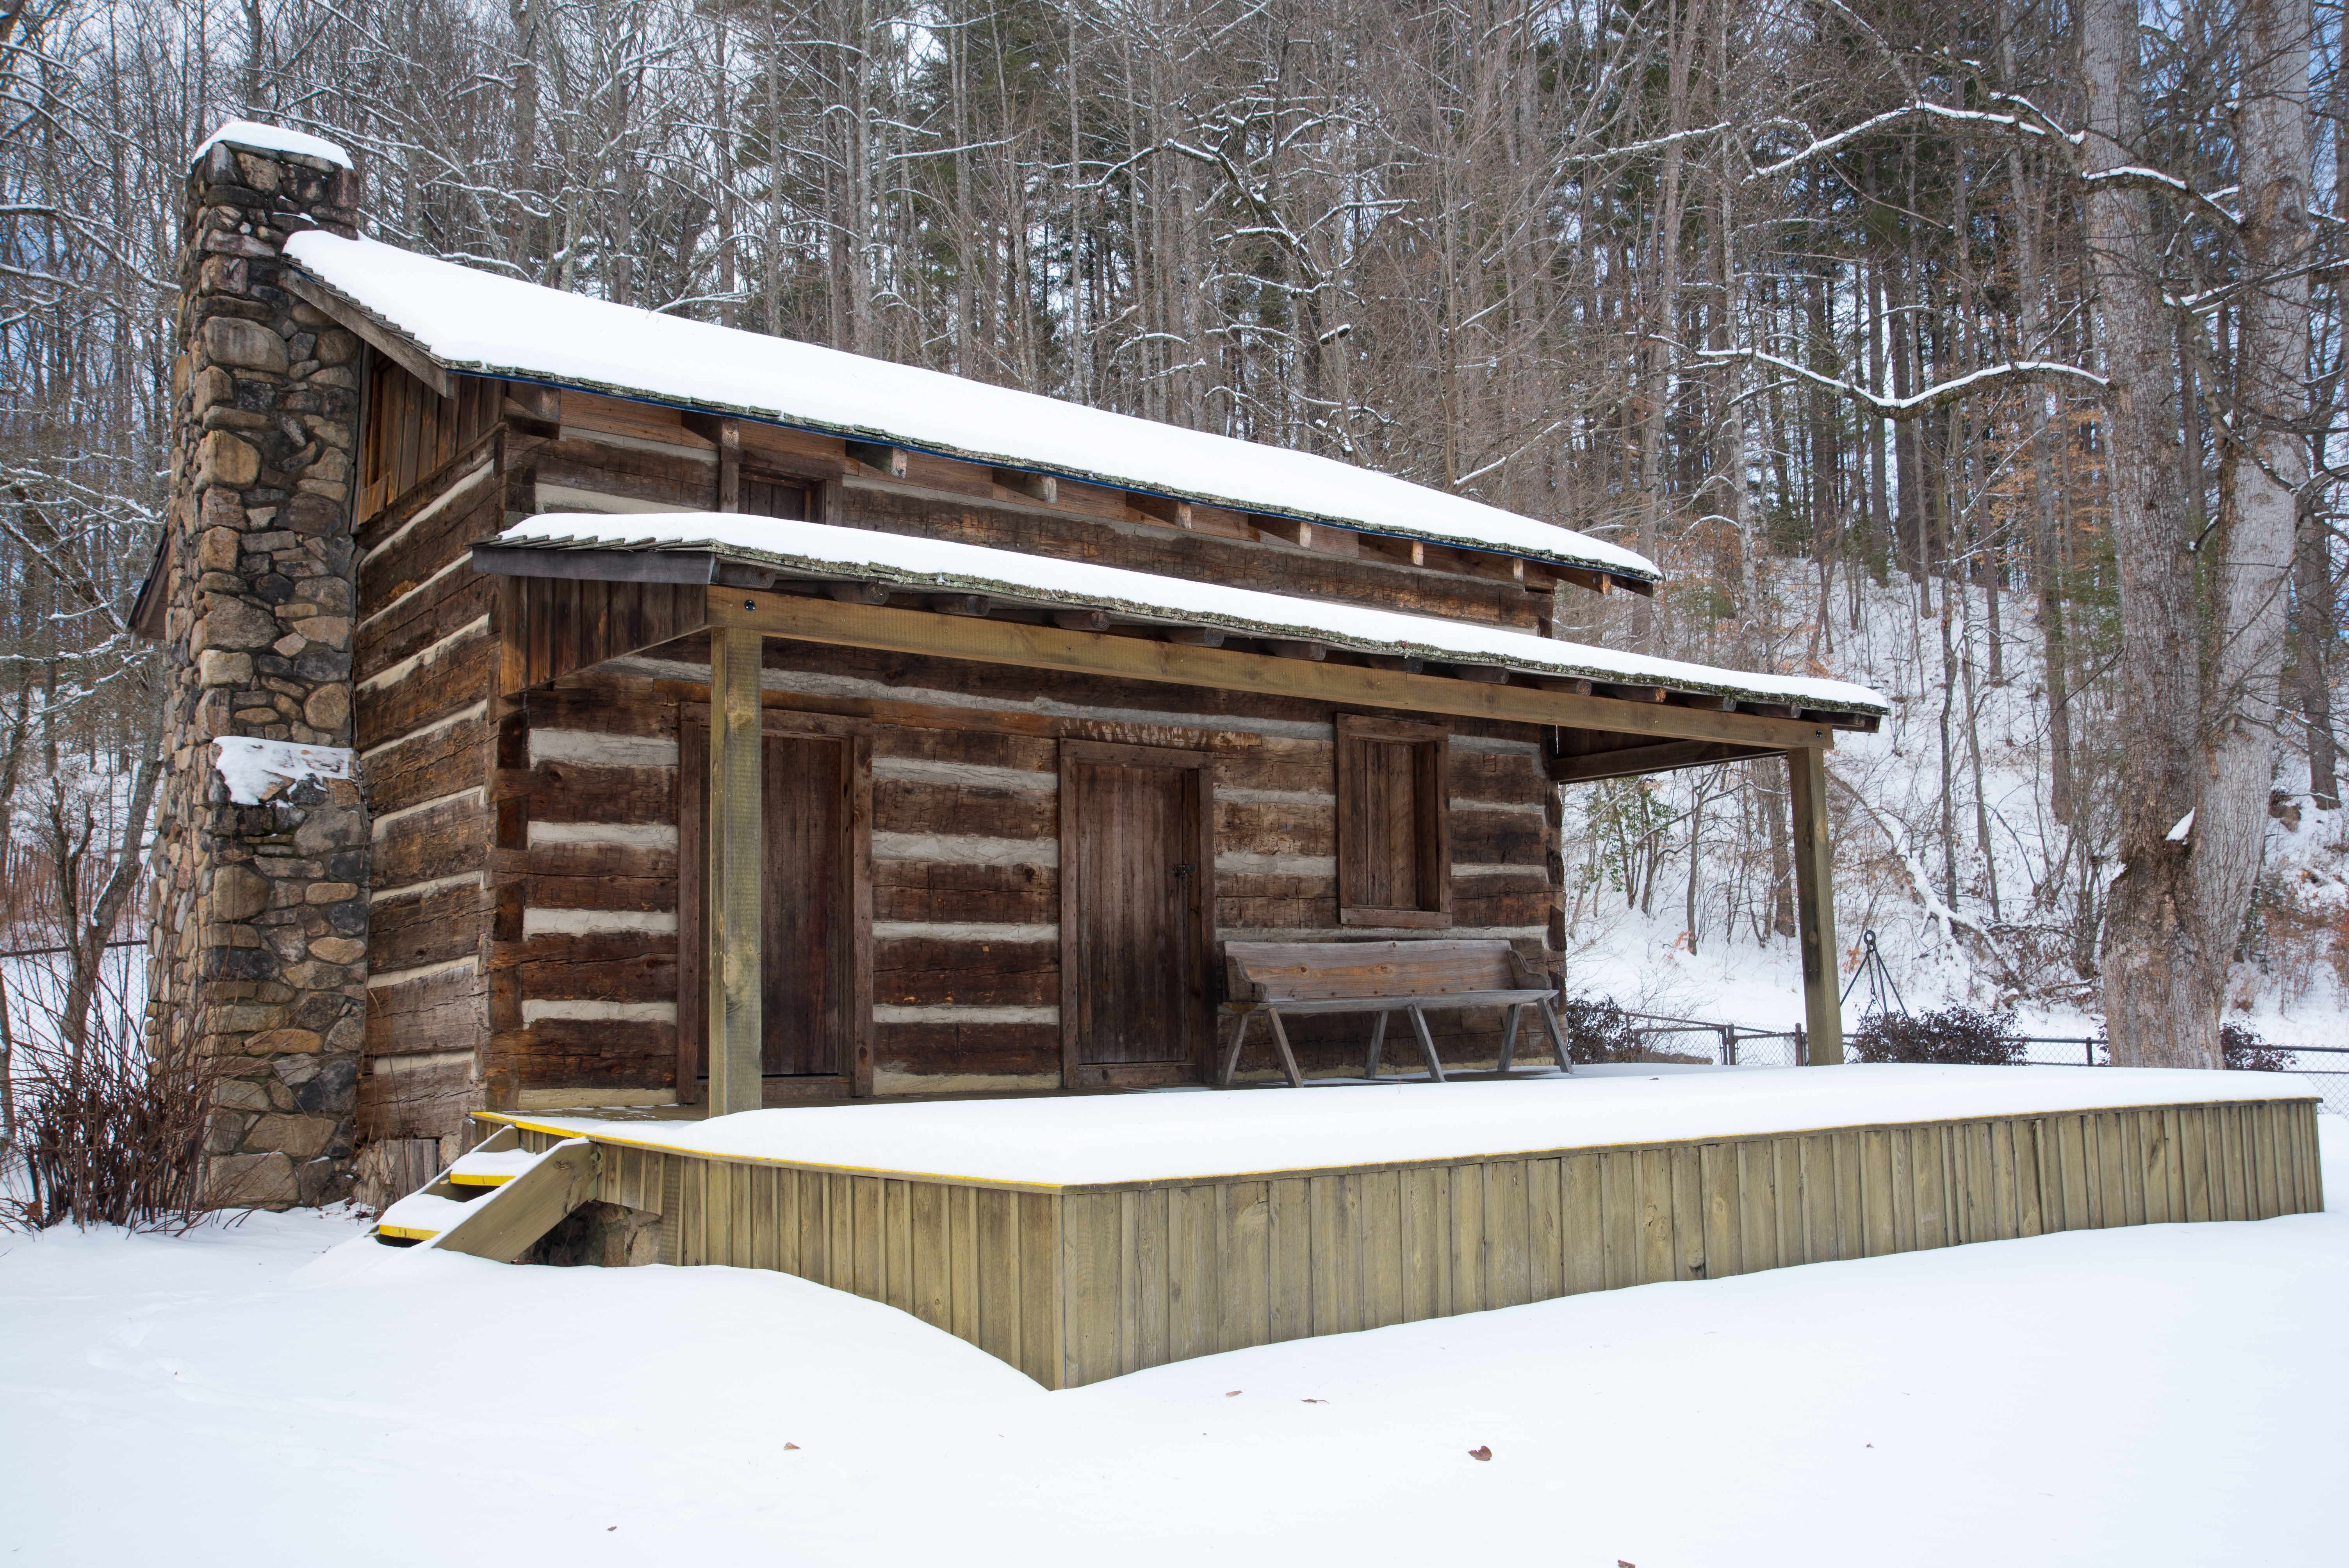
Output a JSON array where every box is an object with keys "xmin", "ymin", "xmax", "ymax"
[
  {"xmin": 1468, "ymin": 1445, "xmax": 1492, "ymax": 1461},
  {"xmin": 1301, "ymin": 1398, "xmax": 1328, "ymax": 1404},
  {"xmin": 785, "ymin": 1443, "xmax": 801, "ymax": 1450},
  {"xmin": 1225, "ymin": 1390, "xmax": 1242, "ymax": 1397}
]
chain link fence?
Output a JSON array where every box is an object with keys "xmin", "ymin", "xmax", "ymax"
[{"xmin": 1602, "ymin": 1012, "xmax": 2349, "ymax": 1119}]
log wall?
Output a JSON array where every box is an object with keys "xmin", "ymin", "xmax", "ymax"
[
  {"xmin": 504, "ymin": 1094, "xmax": 2326, "ymax": 1389},
  {"xmin": 353, "ymin": 368, "xmax": 506, "ymax": 1149},
  {"xmin": 510, "ymin": 634, "xmax": 1564, "ymax": 1105}
]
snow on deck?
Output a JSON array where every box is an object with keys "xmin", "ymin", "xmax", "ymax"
[
  {"xmin": 283, "ymin": 230, "xmax": 1654, "ymax": 581},
  {"xmin": 495, "ymin": 511, "xmax": 1889, "ymax": 713},
  {"xmin": 509, "ymin": 1065, "xmax": 2307, "ymax": 1187}
]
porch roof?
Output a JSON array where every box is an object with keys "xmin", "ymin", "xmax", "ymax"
[
  {"xmin": 483, "ymin": 510, "xmax": 1889, "ymax": 718},
  {"xmin": 283, "ymin": 230, "xmax": 1657, "ymax": 583}
]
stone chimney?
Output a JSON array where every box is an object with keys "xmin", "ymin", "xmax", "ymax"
[{"xmin": 148, "ymin": 123, "xmax": 370, "ymax": 1207}]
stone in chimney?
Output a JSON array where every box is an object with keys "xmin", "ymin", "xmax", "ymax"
[{"xmin": 148, "ymin": 121, "xmax": 370, "ymax": 1208}]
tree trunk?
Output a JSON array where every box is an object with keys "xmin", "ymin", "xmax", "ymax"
[
  {"xmin": 2193, "ymin": 0, "xmax": 2313, "ymax": 1019},
  {"xmin": 2085, "ymin": 0, "xmax": 2223, "ymax": 1069},
  {"xmin": 2293, "ymin": 496, "xmax": 2340, "ymax": 807}
]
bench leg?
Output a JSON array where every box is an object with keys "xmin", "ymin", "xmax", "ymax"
[
  {"xmin": 1265, "ymin": 1007, "xmax": 1305, "ymax": 1088},
  {"xmin": 1537, "ymin": 997, "xmax": 1571, "ymax": 1072},
  {"xmin": 1408, "ymin": 1004, "xmax": 1445, "ymax": 1082},
  {"xmin": 1363, "ymin": 1010, "xmax": 1390, "ymax": 1080},
  {"xmin": 1218, "ymin": 1011, "xmax": 1253, "ymax": 1087},
  {"xmin": 1497, "ymin": 1005, "xmax": 1523, "ymax": 1073}
]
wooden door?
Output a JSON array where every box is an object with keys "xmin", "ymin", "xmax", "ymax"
[
  {"xmin": 1060, "ymin": 741, "xmax": 1212, "ymax": 1087},
  {"xmin": 679, "ymin": 723, "xmax": 871, "ymax": 1096}
]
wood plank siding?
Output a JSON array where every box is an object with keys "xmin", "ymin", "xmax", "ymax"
[{"xmin": 503, "ymin": 1095, "xmax": 2326, "ymax": 1389}]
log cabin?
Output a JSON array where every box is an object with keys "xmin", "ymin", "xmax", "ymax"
[{"xmin": 137, "ymin": 121, "xmax": 1887, "ymax": 1209}]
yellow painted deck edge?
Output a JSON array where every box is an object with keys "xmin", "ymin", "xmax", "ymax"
[
  {"xmin": 376, "ymin": 1223, "xmax": 441, "ymax": 1241},
  {"xmin": 474, "ymin": 1091, "xmax": 2323, "ymax": 1196}
]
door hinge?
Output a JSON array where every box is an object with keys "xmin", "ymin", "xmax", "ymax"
[{"xmin": 1174, "ymin": 862, "xmax": 1197, "ymax": 877}]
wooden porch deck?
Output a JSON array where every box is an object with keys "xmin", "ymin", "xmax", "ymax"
[{"xmin": 480, "ymin": 1071, "xmax": 2324, "ymax": 1389}]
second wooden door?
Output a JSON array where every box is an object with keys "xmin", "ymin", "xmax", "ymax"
[{"xmin": 1060, "ymin": 741, "xmax": 1211, "ymax": 1085}]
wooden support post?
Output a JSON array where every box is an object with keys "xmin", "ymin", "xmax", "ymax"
[
  {"xmin": 716, "ymin": 418, "xmax": 741, "ymax": 512},
  {"xmin": 706, "ymin": 625, "xmax": 765, "ymax": 1115},
  {"xmin": 1787, "ymin": 745, "xmax": 1842, "ymax": 1065}
]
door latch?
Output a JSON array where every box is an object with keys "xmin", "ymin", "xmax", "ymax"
[{"xmin": 1174, "ymin": 862, "xmax": 1197, "ymax": 877}]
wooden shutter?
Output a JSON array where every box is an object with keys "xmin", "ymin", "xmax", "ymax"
[{"xmin": 1336, "ymin": 713, "xmax": 1451, "ymax": 928}]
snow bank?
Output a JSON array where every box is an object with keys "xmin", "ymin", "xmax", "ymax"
[
  {"xmin": 211, "ymin": 737, "xmax": 355, "ymax": 805},
  {"xmin": 283, "ymin": 230, "xmax": 1654, "ymax": 581},
  {"xmin": 498, "ymin": 511, "xmax": 1888, "ymax": 712},
  {"xmin": 193, "ymin": 118, "xmax": 352, "ymax": 170},
  {"xmin": 4, "ymin": 1128, "xmax": 2343, "ymax": 1566},
  {"xmin": 509, "ymin": 1064, "xmax": 2305, "ymax": 1186}
]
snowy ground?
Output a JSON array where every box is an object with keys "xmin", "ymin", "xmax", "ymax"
[{"xmin": 4, "ymin": 1118, "xmax": 2340, "ymax": 1565}]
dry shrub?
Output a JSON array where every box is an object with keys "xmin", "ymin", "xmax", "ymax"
[
  {"xmin": 2220, "ymin": 1022, "xmax": 2296, "ymax": 1073},
  {"xmin": 1561, "ymin": 992, "xmax": 1641, "ymax": 1064},
  {"xmin": 1848, "ymin": 1007, "xmax": 2026, "ymax": 1066},
  {"xmin": 3, "ymin": 951, "xmax": 228, "ymax": 1233}
]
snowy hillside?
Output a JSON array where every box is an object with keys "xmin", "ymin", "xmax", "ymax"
[{"xmin": 1560, "ymin": 563, "xmax": 2349, "ymax": 1048}]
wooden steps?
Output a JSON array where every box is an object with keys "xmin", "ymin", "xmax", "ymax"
[{"xmin": 372, "ymin": 1126, "xmax": 602, "ymax": 1260}]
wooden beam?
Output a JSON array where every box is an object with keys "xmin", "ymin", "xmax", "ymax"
[
  {"xmin": 1131, "ymin": 494, "xmax": 1192, "ymax": 529},
  {"xmin": 991, "ymin": 467, "xmax": 1057, "ymax": 502},
  {"xmin": 826, "ymin": 580, "xmax": 892, "ymax": 606},
  {"xmin": 930, "ymin": 593, "xmax": 992, "ymax": 617},
  {"xmin": 1262, "ymin": 638, "xmax": 1326, "ymax": 661},
  {"xmin": 1787, "ymin": 745, "xmax": 1843, "ymax": 1066},
  {"xmin": 1547, "ymin": 739, "xmax": 1779, "ymax": 784},
  {"xmin": 1596, "ymin": 682, "xmax": 1668, "ymax": 703},
  {"xmin": 845, "ymin": 440, "xmax": 908, "ymax": 478},
  {"xmin": 1441, "ymin": 663, "xmax": 1506, "ymax": 684},
  {"xmin": 707, "ymin": 625, "xmax": 765, "ymax": 1116},
  {"xmin": 1162, "ymin": 626, "xmax": 1224, "ymax": 647},
  {"xmin": 472, "ymin": 544, "xmax": 715, "ymax": 584},
  {"xmin": 1050, "ymin": 608, "xmax": 1111, "ymax": 632},
  {"xmin": 282, "ymin": 268, "xmax": 457, "ymax": 398},
  {"xmin": 707, "ymin": 590, "xmax": 1842, "ymax": 750},
  {"xmin": 1252, "ymin": 514, "xmax": 1346, "ymax": 551}
]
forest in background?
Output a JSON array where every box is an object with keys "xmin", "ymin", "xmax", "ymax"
[{"xmin": 2, "ymin": 0, "xmax": 2345, "ymax": 1057}]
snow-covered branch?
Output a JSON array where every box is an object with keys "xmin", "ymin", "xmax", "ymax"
[{"xmin": 1697, "ymin": 349, "xmax": 2108, "ymax": 421}]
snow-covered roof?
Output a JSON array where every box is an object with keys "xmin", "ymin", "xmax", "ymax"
[
  {"xmin": 491, "ymin": 511, "xmax": 1889, "ymax": 714},
  {"xmin": 497, "ymin": 1066, "xmax": 2309, "ymax": 1188},
  {"xmin": 195, "ymin": 118, "xmax": 353, "ymax": 170},
  {"xmin": 283, "ymin": 231, "xmax": 1657, "ymax": 583}
]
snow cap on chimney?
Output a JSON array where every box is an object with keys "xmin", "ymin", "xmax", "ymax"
[{"xmin": 192, "ymin": 118, "xmax": 353, "ymax": 172}]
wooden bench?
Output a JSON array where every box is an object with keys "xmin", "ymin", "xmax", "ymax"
[{"xmin": 1218, "ymin": 939, "xmax": 1569, "ymax": 1087}]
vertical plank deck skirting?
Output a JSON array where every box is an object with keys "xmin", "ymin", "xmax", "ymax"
[{"xmin": 503, "ymin": 1096, "xmax": 2323, "ymax": 1389}]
